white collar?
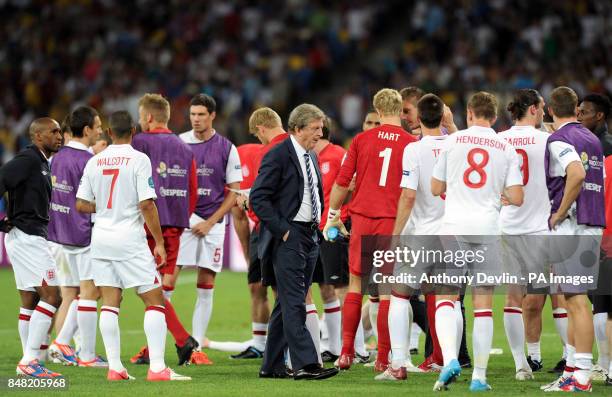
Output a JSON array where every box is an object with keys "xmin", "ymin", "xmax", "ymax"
[
  {"xmin": 65, "ymin": 140, "xmax": 89, "ymax": 151},
  {"xmin": 188, "ymin": 129, "xmax": 216, "ymax": 143},
  {"xmin": 290, "ymin": 135, "xmax": 308, "ymax": 157},
  {"xmin": 558, "ymin": 121, "xmax": 579, "ymax": 130}
]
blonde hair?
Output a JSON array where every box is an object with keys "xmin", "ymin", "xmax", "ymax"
[
  {"xmin": 248, "ymin": 107, "xmax": 282, "ymax": 134},
  {"xmin": 373, "ymin": 88, "xmax": 402, "ymax": 117},
  {"xmin": 138, "ymin": 93, "xmax": 170, "ymax": 123}
]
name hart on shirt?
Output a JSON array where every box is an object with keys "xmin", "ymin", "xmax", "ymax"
[{"xmin": 378, "ymin": 131, "xmax": 400, "ymax": 141}]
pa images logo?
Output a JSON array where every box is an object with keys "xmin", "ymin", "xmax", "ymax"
[{"xmin": 156, "ymin": 161, "xmax": 168, "ymax": 178}]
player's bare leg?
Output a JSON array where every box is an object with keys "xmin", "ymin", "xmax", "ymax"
[
  {"xmin": 162, "ymin": 267, "xmax": 180, "ymax": 300},
  {"xmin": 522, "ymin": 294, "xmax": 545, "ymax": 372},
  {"xmin": 191, "ymin": 267, "xmax": 216, "ymax": 365},
  {"xmin": 54, "ymin": 286, "xmax": 78, "ymax": 335},
  {"xmin": 251, "ymin": 281, "xmax": 270, "ymax": 350},
  {"xmin": 563, "ymin": 293, "xmax": 594, "ymax": 387},
  {"xmin": 504, "ymin": 285, "xmax": 532, "ymax": 379}
]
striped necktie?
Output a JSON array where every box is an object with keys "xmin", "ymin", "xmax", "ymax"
[{"xmin": 303, "ymin": 153, "xmax": 319, "ymax": 224}]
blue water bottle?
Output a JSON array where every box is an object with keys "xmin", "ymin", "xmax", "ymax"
[{"xmin": 327, "ymin": 226, "xmax": 339, "ymax": 242}]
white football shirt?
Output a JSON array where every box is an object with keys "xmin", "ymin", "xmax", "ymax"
[
  {"xmin": 432, "ymin": 126, "xmax": 523, "ymax": 235},
  {"xmin": 77, "ymin": 144, "xmax": 157, "ymax": 260},
  {"xmin": 498, "ymin": 126, "xmax": 551, "ymax": 234},
  {"xmin": 400, "ymin": 135, "xmax": 448, "ymax": 235}
]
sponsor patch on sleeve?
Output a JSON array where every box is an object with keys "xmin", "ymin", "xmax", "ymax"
[
  {"xmin": 559, "ymin": 148, "xmax": 572, "ymax": 157},
  {"xmin": 402, "ymin": 170, "xmax": 410, "ymax": 176},
  {"xmin": 148, "ymin": 176, "xmax": 155, "ymax": 188}
]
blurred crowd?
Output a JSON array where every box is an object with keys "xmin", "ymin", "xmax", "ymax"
[
  {"xmin": 0, "ymin": 0, "xmax": 392, "ymax": 162},
  {"xmin": 354, "ymin": 0, "xmax": 612, "ymax": 133},
  {"xmin": 0, "ymin": 0, "xmax": 611, "ymax": 162}
]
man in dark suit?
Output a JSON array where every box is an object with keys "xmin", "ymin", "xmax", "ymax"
[{"xmin": 250, "ymin": 104, "xmax": 339, "ymax": 381}]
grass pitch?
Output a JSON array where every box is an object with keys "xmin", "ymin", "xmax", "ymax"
[{"xmin": 0, "ymin": 268, "xmax": 608, "ymax": 396}]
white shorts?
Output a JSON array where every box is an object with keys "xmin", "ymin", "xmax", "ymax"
[
  {"xmin": 56, "ymin": 245, "xmax": 93, "ymax": 287},
  {"xmin": 5, "ymin": 228, "xmax": 58, "ymax": 291},
  {"xmin": 91, "ymin": 252, "xmax": 161, "ymax": 294},
  {"xmin": 177, "ymin": 214, "xmax": 225, "ymax": 272}
]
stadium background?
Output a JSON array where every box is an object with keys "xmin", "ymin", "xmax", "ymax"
[{"xmin": 0, "ymin": 0, "xmax": 611, "ymax": 395}]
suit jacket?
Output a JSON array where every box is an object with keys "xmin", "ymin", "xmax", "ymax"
[{"xmin": 250, "ymin": 137, "xmax": 324, "ymax": 260}]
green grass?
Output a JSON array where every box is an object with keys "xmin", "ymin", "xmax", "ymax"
[{"xmin": 0, "ymin": 268, "xmax": 608, "ymax": 396}]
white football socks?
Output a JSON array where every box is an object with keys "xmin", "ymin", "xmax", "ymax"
[
  {"xmin": 435, "ymin": 300, "xmax": 458, "ymax": 366},
  {"xmin": 99, "ymin": 306, "xmax": 123, "ymax": 372},
  {"xmin": 472, "ymin": 310, "xmax": 493, "ymax": 381},
  {"xmin": 389, "ymin": 295, "xmax": 410, "ymax": 369},
  {"xmin": 76, "ymin": 299, "xmax": 98, "ymax": 362},
  {"xmin": 18, "ymin": 308, "xmax": 32, "ymax": 355},
  {"xmin": 21, "ymin": 302, "xmax": 56, "ymax": 364},
  {"xmin": 144, "ymin": 305, "xmax": 167, "ymax": 372},
  {"xmin": 193, "ymin": 285, "xmax": 214, "ymax": 347},
  {"xmin": 252, "ymin": 322, "xmax": 268, "ymax": 351},
  {"xmin": 323, "ymin": 300, "xmax": 341, "ymax": 356},
  {"xmin": 504, "ymin": 306, "xmax": 530, "ymax": 371},
  {"xmin": 305, "ymin": 304, "xmax": 322, "ymax": 364}
]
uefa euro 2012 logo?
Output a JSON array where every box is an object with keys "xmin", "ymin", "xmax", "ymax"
[
  {"xmin": 581, "ymin": 152, "xmax": 589, "ymax": 170},
  {"xmin": 156, "ymin": 161, "xmax": 168, "ymax": 178}
]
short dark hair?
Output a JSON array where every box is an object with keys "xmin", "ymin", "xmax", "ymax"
[
  {"xmin": 190, "ymin": 94, "xmax": 216, "ymax": 114},
  {"xmin": 507, "ymin": 89, "xmax": 541, "ymax": 121},
  {"xmin": 549, "ymin": 86, "xmax": 578, "ymax": 118},
  {"xmin": 583, "ymin": 93, "xmax": 612, "ymax": 120},
  {"xmin": 70, "ymin": 106, "xmax": 98, "ymax": 138},
  {"xmin": 322, "ymin": 116, "xmax": 336, "ymax": 140},
  {"xmin": 468, "ymin": 91, "xmax": 498, "ymax": 121},
  {"xmin": 417, "ymin": 94, "xmax": 444, "ymax": 128},
  {"xmin": 60, "ymin": 114, "xmax": 72, "ymax": 135},
  {"xmin": 109, "ymin": 111, "xmax": 134, "ymax": 139}
]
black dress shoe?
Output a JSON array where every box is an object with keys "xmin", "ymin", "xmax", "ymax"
[
  {"xmin": 231, "ymin": 346, "xmax": 264, "ymax": 359},
  {"xmin": 176, "ymin": 336, "xmax": 199, "ymax": 366},
  {"xmin": 294, "ymin": 365, "xmax": 339, "ymax": 380},
  {"xmin": 549, "ymin": 358, "xmax": 565, "ymax": 374},
  {"xmin": 321, "ymin": 351, "xmax": 339, "ymax": 363},
  {"xmin": 259, "ymin": 369, "xmax": 291, "ymax": 379}
]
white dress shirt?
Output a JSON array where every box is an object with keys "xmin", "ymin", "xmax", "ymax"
[{"xmin": 290, "ymin": 135, "xmax": 321, "ymax": 223}]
